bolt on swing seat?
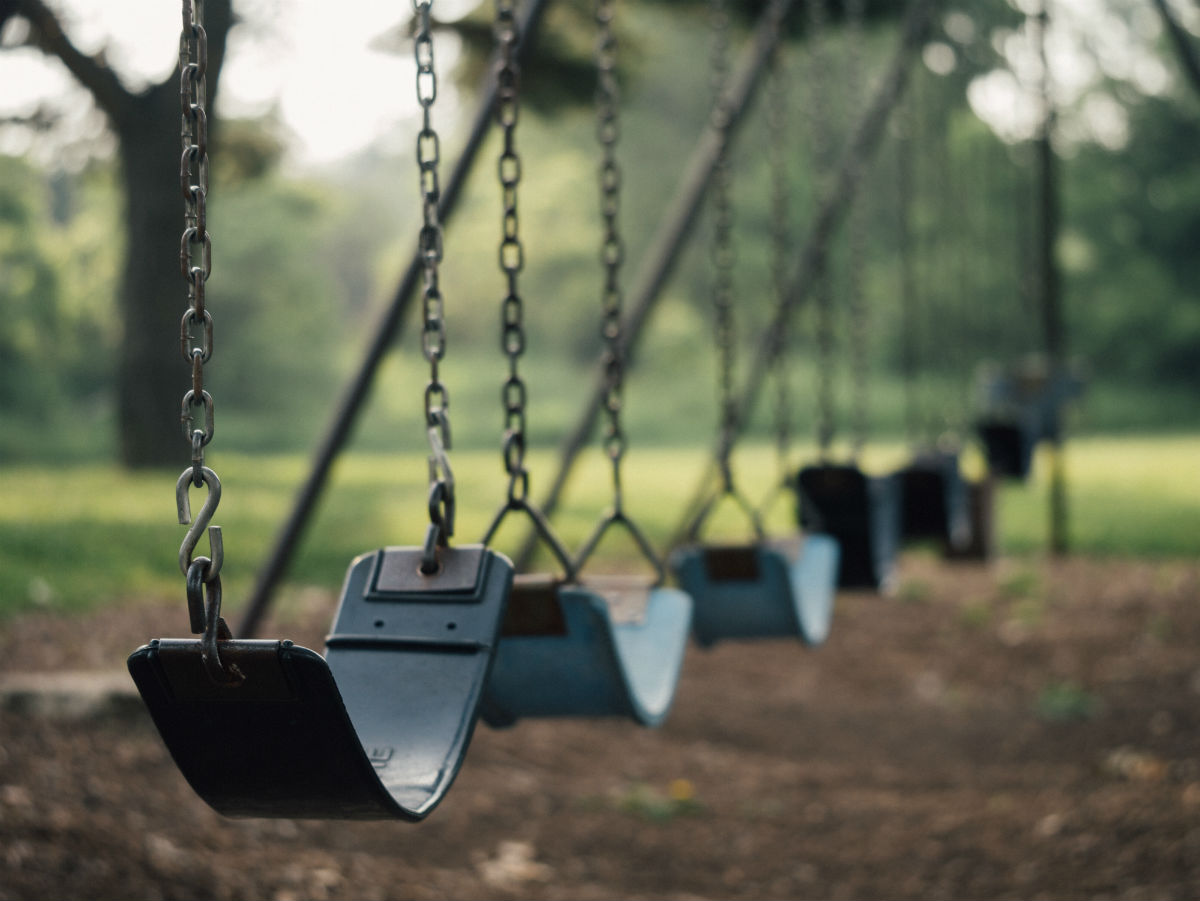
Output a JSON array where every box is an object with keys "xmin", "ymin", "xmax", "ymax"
[
  {"xmin": 795, "ymin": 463, "xmax": 901, "ymax": 592},
  {"xmin": 896, "ymin": 449, "xmax": 971, "ymax": 552},
  {"xmin": 128, "ymin": 544, "xmax": 513, "ymax": 820},
  {"xmin": 480, "ymin": 507, "xmax": 692, "ymax": 728}
]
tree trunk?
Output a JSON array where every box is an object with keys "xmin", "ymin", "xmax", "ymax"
[{"xmin": 115, "ymin": 85, "xmax": 190, "ymax": 468}]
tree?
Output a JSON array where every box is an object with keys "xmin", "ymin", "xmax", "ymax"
[{"xmin": 3, "ymin": 0, "xmax": 234, "ymax": 467}]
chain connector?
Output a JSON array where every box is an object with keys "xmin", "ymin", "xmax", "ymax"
[
  {"xmin": 426, "ymin": 411, "xmax": 456, "ymax": 542},
  {"xmin": 187, "ymin": 560, "xmax": 244, "ymax": 687},
  {"xmin": 176, "ymin": 466, "xmax": 224, "ymax": 581}
]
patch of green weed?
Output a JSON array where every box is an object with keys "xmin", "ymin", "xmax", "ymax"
[{"xmin": 1035, "ymin": 681, "xmax": 1103, "ymax": 722}]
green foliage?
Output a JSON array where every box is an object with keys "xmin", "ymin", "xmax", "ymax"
[
  {"xmin": 1063, "ymin": 93, "xmax": 1200, "ymax": 389},
  {"xmin": 957, "ymin": 600, "xmax": 992, "ymax": 629},
  {"xmin": 2, "ymin": 3, "xmax": 1200, "ymax": 468},
  {"xmin": 996, "ymin": 566, "xmax": 1041, "ymax": 602},
  {"xmin": 1034, "ymin": 681, "xmax": 1103, "ymax": 722},
  {"xmin": 0, "ymin": 156, "xmax": 66, "ymax": 416},
  {"xmin": 612, "ymin": 779, "xmax": 703, "ymax": 822}
]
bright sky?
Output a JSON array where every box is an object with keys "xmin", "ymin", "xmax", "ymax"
[
  {"xmin": 0, "ymin": 0, "xmax": 475, "ymax": 165},
  {"xmin": 0, "ymin": 0, "xmax": 1192, "ymax": 165}
]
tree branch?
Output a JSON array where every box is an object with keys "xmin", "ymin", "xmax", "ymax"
[
  {"xmin": 1152, "ymin": 0, "xmax": 1200, "ymax": 99},
  {"xmin": 11, "ymin": 0, "xmax": 131, "ymax": 122}
]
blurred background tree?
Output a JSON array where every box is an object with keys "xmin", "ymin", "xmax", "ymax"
[{"xmin": 0, "ymin": 0, "xmax": 1196, "ymax": 466}]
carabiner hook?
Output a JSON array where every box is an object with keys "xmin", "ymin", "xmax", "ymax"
[{"xmin": 176, "ymin": 465, "xmax": 223, "ymax": 581}]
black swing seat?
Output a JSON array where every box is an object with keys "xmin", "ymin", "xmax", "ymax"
[
  {"xmin": 480, "ymin": 573, "xmax": 692, "ymax": 728},
  {"xmin": 670, "ymin": 534, "xmax": 840, "ymax": 647},
  {"xmin": 896, "ymin": 450, "xmax": 971, "ymax": 551},
  {"xmin": 795, "ymin": 463, "xmax": 901, "ymax": 592},
  {"xmin": 976, "ymin": 363, "xmax": 1084, "ymax": 479},
  {"xmin": 127, "ymin": 545, "xmax": 513, "ymax": 820},
  {"xmin": 976, "ymin": 415, "xmax": 1038, "ymax": 480}
]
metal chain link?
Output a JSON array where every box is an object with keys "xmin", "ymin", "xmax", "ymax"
[
  {"xmin": 595, "ymin": 0, "xmax": 627, "ymax": 509},
  {"xmin": 179, "ymin": 0, "xmax": 214, "ymax": 479},
  {"xmin": 413, "ymin": 0, "xmax": 456, "ymax": 559},
  {"xmin": 178, "ymin": 0, "xmax": 221, "ymax": 592},
  {"xmin": 175, "ymin": 0, "xmax": 238, "ymax": 682},
  {"xmin": 494, "ymin": 0, "xmax": 528, "ymax": 506},
  {"xmin": 709, "ymin": 0, "xmax": 737, "ymax": 489}
]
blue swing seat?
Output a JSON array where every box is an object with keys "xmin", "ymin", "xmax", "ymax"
[
  {"xmin": 481, "ymin": 574, "xmax": 692, "ymax": 728},
  {"xmin": 796, "ymin": 464, "xmax": 901, "ymax": 592},
  {"xmin": 670, "ymin": 534, "xmax": 840, "ymax": 647}
]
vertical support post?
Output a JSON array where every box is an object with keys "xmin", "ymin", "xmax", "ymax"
[{"xmin": 1035, "ymin": 0, "xmax": 1068, "ymax": 556}]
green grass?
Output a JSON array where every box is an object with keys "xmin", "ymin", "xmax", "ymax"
[
  {"xmin": 994, "ymin": 435, "xmax": 1200, "ymax": 556},
  {"xmin": 0, "ymin": 434, "xmax": 1197, "ymax": 620}
]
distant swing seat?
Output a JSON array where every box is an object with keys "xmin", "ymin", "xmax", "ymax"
[
  {"xmin": 795, "ymin": 464, "xmax": 901, "ymax": 592},
  {"xmin": 896, "ymin": 450, "xmax": 971, "ymax": 551},
  {"xmin": 481, "ymin": 574, "xmax": 692, "ymax": 728},
  {"xmin": 976, "ymin": 363, "xmax": 1084, "ymax": 479},
  {"xmin": 127, "ymin": 545, "xmax": 513, "ymax": 820},
  {"xmin": 670, "ymin": 534, "xmax": 840, "ymax": 647},
  {"xmin": 977, "ymin": 416, "xmax": 1038, "ymax": 479},
  {"xmin": 943, "ymin": 477, "xmax": 995, "ymax": 561}
]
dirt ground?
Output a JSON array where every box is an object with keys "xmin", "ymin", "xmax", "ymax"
[{"xmin": 1, "ymin": 553, "xmax": 1199, "ymax": 901}]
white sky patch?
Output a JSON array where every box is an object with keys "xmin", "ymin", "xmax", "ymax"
[
  {"xmin": 965, "ymin": 0, "xmax": 1179, "ymax": 151},
  {"xmin": 218, "ymin": 0, "xmax": 471, "ymax": 164},
  {"xmin": 0, "ymin": 0, "xmax": 473, "ymax": 166}
]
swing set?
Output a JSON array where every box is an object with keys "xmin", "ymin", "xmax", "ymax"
[{"xmin": 125, "ymin": 0, "xmax": 1068, "ymax": 821}]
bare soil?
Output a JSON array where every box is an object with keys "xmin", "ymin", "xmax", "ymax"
[{"xmin": 2, "ymin": 554, "xmax": 1199, "ymax": 901}]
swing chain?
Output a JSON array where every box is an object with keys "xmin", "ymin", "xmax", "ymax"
[
  {"xmin": 177, "ymin": 0, "xmax": 223, "ymax": 597},
  {"xmin": 495, "ymin": 0, "xmax": 529, "ymax": 505},
  {"xmin": 709, "ymin": 0, "xmax": 737, "ymax": 488},
  {"xmin": 414, "ymin": 0, "xmax": 455, "ymax": 548},
  {"xmin": 766, "ymin": 43, "xmax": 791, "ymax": 480},
  {"xmin": 595, "ymin": 0, "xmax": 627, "ymax": 509},
  {"xmin": 179, "ymin": 0, "xmax": 214, "ymax": 478}
]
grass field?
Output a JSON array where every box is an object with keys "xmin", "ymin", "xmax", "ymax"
[{"xmin": 0, "ymin": 434, "xmax": 1196, "ymax": 620}]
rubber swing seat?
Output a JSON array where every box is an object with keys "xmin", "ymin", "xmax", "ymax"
[
  {"xmin": 796, "ymin": 463, "xmax": 901, "ymax": 592},
  {"xmin": 670, "ymin": 534, "xmax": 840, "ymax": 647},
  {"xmin": 128, "ymin": 545, "xmax": 513, "ymax": 820},
  {"xmin": 480, "ymin": 574, "xmax": 692, "ymax": 728},
  {"xmin": 977, "ymin": 417, "xmax": 1038, "ymax": 480},
  {"xmin": 896, "ymin": 450, "xmax": 971, "ymax": 550}
]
